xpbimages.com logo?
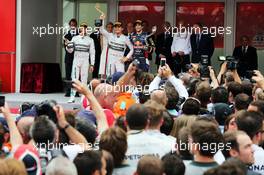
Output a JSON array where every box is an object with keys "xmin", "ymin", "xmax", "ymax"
[
  {"xmin": 32, "ymin": 23, "xmax": 232, "ymax": 38},
  {"xmin": 32, "ymin": 23, "xmax": 100, "ymax": 37},
  {"xmin": 164, "ymin": 24, "xmax": 232, "ymax": 37}
]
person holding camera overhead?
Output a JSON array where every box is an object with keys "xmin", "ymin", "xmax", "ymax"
[
  {"xmin": 66, "ymin": 22, "xmax": 95, "ymax": 103},
  {"xmin": 233, "ymin": 35, "xmax": 258, "ymax": 78},
  {"xmin": 99, "ymin": 14, "xmax": 134, "ymax": 76}
]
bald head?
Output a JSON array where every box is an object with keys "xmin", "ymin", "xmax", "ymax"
[
  {"xmin": 94, "ymin": 83, "xmax": 117, "ymax": 109},
  {"xmin": 150, "ymin": 90, "xmax": 167, "ymax": 106},
  {"xmin": 94, "ymin": 83, "xmax": 113, "ymax": 97}
]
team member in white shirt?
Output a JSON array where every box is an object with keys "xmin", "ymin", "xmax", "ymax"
[
  {"xmin": 115, "ymin": 104, "xmax": 173, "ymax": 175},
  {"xmin": 99, "ymin": 22, "xmax": 113, "ymax": 77},
  {"xmin": 144, "ymin": 100, "xmax": 176, "ymax": 151},
  {"xmin": 99, "ymin": 15, "xmax": 133, "ymax": 76},
  {"xmin": 66, "ymin": 22, "xmax": 95, "ymax": 103},
  {"xmin": 171, "ymin": 21, "xmax": 191, "ymax": 75}
]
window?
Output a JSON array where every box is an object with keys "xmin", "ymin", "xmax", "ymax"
[
  {"xmin": 236, "ymin": 2, "xmax": 264, "ymax": 48},
  {"xmin": 176, "ymin": 2, "xmax": 225, "ymax": 48},
  {"xmin": 118, "ymin": 1, "xmax": 165, "ymax": 33},
  {"xmin": 78, "ymin": 2, "xmax": 107, "ymax": 28}
]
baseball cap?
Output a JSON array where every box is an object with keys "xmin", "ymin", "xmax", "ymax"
[
  {"xmin": 77, "ymin": 109, "xmax": 97, "ymax": 126},
  {"xmin": 80, "ymin": 22, "xmax": 88, "ymax": 28},
  {"xmin": 13, "ymin": 144, "xmax": 42, "ymax": 175},
  {"xmin": 114, "ymin": 21, "xmax": 122, "ymax": 27},
  {"xmin": 134, "ymin": 20, "xmax": 143, "ymax": 26},
  {"xmin": 213, "ymin": 103, "xmax": 233, "ymax": 125},
  {"xmin": 112, "ymin": 72, "xmax": 124, "ymax": 85}
]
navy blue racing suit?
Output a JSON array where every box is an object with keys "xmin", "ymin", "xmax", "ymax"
[{"xmin": 130, "ymin": 32, "xmax": 155, "ymax": 72}]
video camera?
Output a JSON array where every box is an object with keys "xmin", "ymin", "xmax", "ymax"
[
  {"xmin": 218, "ymin": 56, "xmax": 238, "ymax": 70},
  {"xmin": 185, "ymin": 55, "xmax": 210, "ymax": 79},
  {"xmin": 198, "ymin": 55, "xmax": 210, "ymax": 78}
]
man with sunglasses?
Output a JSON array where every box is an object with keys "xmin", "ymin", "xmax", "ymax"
[{"xmin": 99, "ymin": 15, "xmax": 133, "ymax": 76}]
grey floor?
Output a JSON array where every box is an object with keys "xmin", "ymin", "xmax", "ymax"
[{"xmin": 0, "ymin": 93, "xmax": 82, "ymax": 110}]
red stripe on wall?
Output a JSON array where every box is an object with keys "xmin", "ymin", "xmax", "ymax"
[
  {"xmin": 0, "ymin": 0, "xmax": 16, "ymax": 52},
  {"xmin": 0, "ymin": 54, "xmax": 16, "ymax": 92},
  {"xmin": 0, "ymin": 0, "xmax": 16, "ymax": 92}
]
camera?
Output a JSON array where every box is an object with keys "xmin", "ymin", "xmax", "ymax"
[
  {"xmin": 160, "ymin": 58, "xmax": 166, "ymax": 67},
  {"xmin": 185, "ymin": 56, "xmax": 210, "ymax": 78},
  {"xmin": 20, "ymin": 102, "xmax": 35, "ymax": 114},
  {"xmin": 94, "ymin": 19, "xmax": 102, "ymax": 27},
  {"xmin": 35, "ymin": 100, "xmax": 58, "ymax": 123},
  {"xmin": 0, "ymin": 96, "xmax": 5, "ymax": 107},
  {"xmin": 247, "ymin": 70, "xmax": 256, "ymax": 78},
  {"xmin": 218, "ymin": 56, "xmax": 238, "ymax": 70},
  {"xmin": 199, "ymin": 55, "xmax": 210, "ymax": 78},
  {"xmin": 246, "ymin": 70, "xmax": 257, "ymax": 83}
]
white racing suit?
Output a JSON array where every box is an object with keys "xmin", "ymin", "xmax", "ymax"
[
  {"xmin": 99, "ymin": 34, "xmax": 108, "ymax": 75},
  {"xmin": 66, "ymin": 35, "xmax": 95, "ymax": 98},
  {"xmin": 99, "ymin": 27, "xmax": 133, "ymax": 76}
]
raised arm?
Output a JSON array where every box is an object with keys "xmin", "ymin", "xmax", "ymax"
[
  {"xmin": 116, "ymin": 62, "xmax": 137, "ymax": 92},
  {"xmin": 217, "ymin": 62, "xmax": 227, "ymax": 84},
  {"xmin": 53, "ymin": 105, "xmax": 88, "ymax": 145},
  {"xmin": 149, "ymin": 67, "xmax": 163, "ymax": 92},
  {"xmin": 252, "ymin": 70, "xmax": 264, "ymax": 90},
  {"xmin": 72, "ymin": 80, "xmax": 108, "ymax": 134},
  {"xmin": 0, "ymin": 103, "xmax": 23, "ymax": 148},
  {"xmin": 232, "ymin": 69, "xmax": 242, "ymax": 84},
  {"xmin": 99, "ymin": 15, "xmax": 111, "ymax": 39},
  {"xmin": 163, "ymin": 64, "xmax": 189, "ymax": 99},
  {"xmin": 209, "ymin": 66, "xmax": 219, "ymax": 89}
]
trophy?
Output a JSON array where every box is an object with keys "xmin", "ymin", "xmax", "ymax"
[
  {"xmin": 145, "ymin": 25, "xmax": 157, "ymax": 52},
  {"xmin": 94, "ymin": 3, "xmax": 104, "ymax": 27}
]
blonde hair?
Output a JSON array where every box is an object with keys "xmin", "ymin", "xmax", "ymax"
[
  {"xmin": 170, "ymin": 115, "xmax": 197, "ymax": 138},
  {"xmin": 0, "ymin": 158, "xmax": 27, "ymax": 175}
]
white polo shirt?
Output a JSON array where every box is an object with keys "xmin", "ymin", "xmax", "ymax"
[
  {"xmin": 171, "ymin": 32, "xmax": 191, "ymax": 55},
  {"xmin": 124, "ymin": 130, "xmax": 173, "ymax": 175},
  {"xmin": 248, "ymin": 144, "xmax": 264, "ymax": 174}
]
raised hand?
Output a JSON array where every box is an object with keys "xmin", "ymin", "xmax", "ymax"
[
  {"xmin": 72, "ymin": 80, "xmax": 91, "ymax": 96},
  {"xmin": 0, "ymin": 103, "xmax": 11, "ymax": 118},
  {"xmin": 53, "ymin": 105, "xmax": 68, "ymax": 129},
  {"xmin": 162, "ymin": 64, "xmax": 173, "ymax": 78}
]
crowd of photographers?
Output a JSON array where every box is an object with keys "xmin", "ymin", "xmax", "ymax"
[
  {"xmin": 1, "ymin": 59, "xmax": 264, "ymax": 175},
  {"xmin": 0, "ymin": 19, "xmax": 264, "ymax": 175}
]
